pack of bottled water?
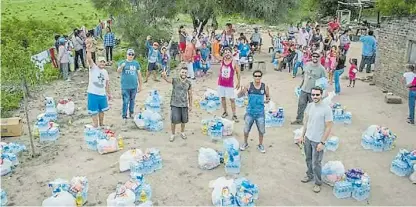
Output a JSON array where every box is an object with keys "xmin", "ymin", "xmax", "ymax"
[
  {"xmin": 200, "ymin": 89, "xmax": 221, "ymax": 112},
  {"xmin": 44, "ymin": 97, "xmax": 58, "ymax": 122},
  {"xmin": 209, "ymin": 176, "xmax": 259, "ymax": 207},
  {"xmin": 333, "ymin": 180, "xmax": 353, "ymax": 199},
  {"xmin": 124, "ymin": 174, "xmax": 153, "ymax": 204},
  {"xmin": 1, "ymin": 153, "xmax": 19, "ymax": 166},
  {"xmin": 1, "ymin": 188, "xmax": 7, "ymax": 206},
  {"xmin": 139, "ymin": 110, "xmax": 163, "ymax": 132},
  {"xmin": 0, "ymin": 142, "xmax": 26, "ymax": 155},
  {"xmin": 361, "ymin": 125, "xmax": 397, "ymax": 152},
  {"xmin": 130, "ymin": 148, "xmax": 163, "ymax": 175},
  {"xmin": 325, "ymin": 136, "xmax": 339, "ymax": 152},
  {"xmin": 36, "ymin": 114, "xmax": 60, "ymax": 142},
  {"xmin": 322, "ymin": 161, "xmax": 345, "ymax": 186},
  {"xmin": 331, "ymin": 103, "xmax": 352, "ymax": 124},
  {"xmin": 315, "ymin": 77, "xmax": 329, "ymax": 90},
  {"xmin": 235, "ymin": 97, "xmax": 247, "ymax": 108},
  {"xmin": 209, "ymin": 119, "xmax": 224, "ymax": 141},
  {"xmin": 234, "ymin": 178, "xmax": 259, "ymax": 206},
  {"xmin": 223, "ymin": 138, "xmax": 241, "ymax": 175},
  {"xmin": 265, "ymin": 107, "xmax": 284, "ymax": 127},
  {"xmin": 83, "ymin": 125, "xmax": 98, "ymax": 151},
  {"xmin": 145, "ymin": 90, "xmax": 163, "ymax": 113},
  {"xmin": 345, "ymin": 168, "xmax": 371, "ymax": 201},
  {"xmin": 390, "ymin": 149, "xmax": 416, "ymax": 177}
]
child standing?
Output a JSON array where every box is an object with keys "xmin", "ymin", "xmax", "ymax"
[
  {"xmin": 200, "ymin": 42, "xmax": 211, "ymax": 74},
  {"xmin": 193, "ymin": 49, "xmax": 202, "ymax": 77},
  {"xmin": 161, "ymin": 46, "xmax": 170, "ymax": 75},
  {"xmin": 347, "ymin": 58, "xmax": 358, "ymax": 87},
  {"xmin": 292, "ymin": 46, "xmax": 303, "ymax": 78},
  {"xmin": 326, "ymin": 46, "xmax": 338, "ymax": 84}
]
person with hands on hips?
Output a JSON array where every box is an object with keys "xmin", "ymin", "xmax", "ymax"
[
  {"xmin": 117, "ymin": 48, "xmax": 143, "ymax": 123},
  {"xmin": 161, "ymin": 67, "xmax": 193, "ymax": 142},
  {"xmin": 86, "ymin": 50, "xmax": 111, "ymax": 129},
  {"xmin": 238, "ymin": 70, "xmax": 270, "ymax": 153},
  {"xmin": 299, "ymin": 86, "xmax": 333, "ymax": 193}
]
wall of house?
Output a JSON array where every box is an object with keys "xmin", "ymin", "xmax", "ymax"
[{"xmin": 374, "ymin": 16, "xmax": 416, "ymax": 98}]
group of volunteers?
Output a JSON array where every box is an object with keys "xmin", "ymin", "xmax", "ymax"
[{"xmin": 82, "ymin": 17, "xmax": 416, "ymax": 195}]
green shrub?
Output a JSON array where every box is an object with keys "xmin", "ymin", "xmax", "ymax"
[{"xmin": 0, "ymin": 90, "xmax": 23, "ymax": 118}]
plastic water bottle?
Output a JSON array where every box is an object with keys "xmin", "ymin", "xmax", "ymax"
[
  {"xmin": 225, "ymin": 148, "xmax": 241, "ymax": 175},
  {"xmin": 235, "ymin": 97, "xmax": 245, "ymax": 108},
  {"xmin": 325, "ymin": 137, "xmax": 339, "ymax": 152},
  {"xmin": 390, "ymin": 159, "xmax": 412, "ymax": 176},
  {"xmin": 276, "ymin": 107, "xmax": 284, "ymax": 127},
  {"xmin": 265, "ymin": 112, "xmax": 273, "ymax": 128},
  {"xmin": 45, "ymin": 97, "xmax": 58, "ymax": 121},
  {"xmin": 372, "ymin": 139, "xmax": 384, "ymax": 152},
  {"xmin": 344, "ymin": 112, "xmax": 352, "ymax": 124},
  {"xmin": 84, "ymin": 125, "xmax": 98, "ymax": 151},
  {"xmin": 383, "ymin": 137, "xmax": 394, "ymax": 151},
  {"xmin": 209, "ymin": 121, "xmax": 224, "ymax": 141},
  {"xmin": 47, "ymin": 126, "xmax": 60, "ymax": 141},
  {"xmin": 333, "ymin": 181, "xmax": 353, "ymax": 199},
  {"xmin": 1, "ymin": 189, "xmax": 8, "ymax": 206},
  {"xmin": 361, "ymin": 135, "xmax": 373, "ymax": 150},
  {"xmin": 352, "ymin": 183, "xmax": 370, "ymax": 201},
  {"xmin": 199, "ymin": 100, "xmax": 208, "ymax": 110}
]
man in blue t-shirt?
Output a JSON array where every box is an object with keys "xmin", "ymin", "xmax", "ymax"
[
  {"xmin": 237, "ymin": 38, "xmax": 251, "ymax": 71},
  {"xmin": 359, "ymin": 30, "xmax": 377, "ymax": 73},
  {"xmin": 200, "ymin": 42, "xmax": 211, "ymax": 73},
  {"xmin": 117, "ymin": 48, "xmax": 143, "ymax": 122}
]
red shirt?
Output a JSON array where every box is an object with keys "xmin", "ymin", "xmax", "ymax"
[{"xmin": 328, "ymin": 21, "xmax": 340, "ymax": 32}]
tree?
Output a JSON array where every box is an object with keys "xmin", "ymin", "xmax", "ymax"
[{"xmin": 377, "ymin": 0, "xmax": 416, "ymax": 16}]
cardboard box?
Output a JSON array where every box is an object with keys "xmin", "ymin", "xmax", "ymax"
[{"xmin": 1, "ymin": 117, "xmax": 23, "ymax": 137}]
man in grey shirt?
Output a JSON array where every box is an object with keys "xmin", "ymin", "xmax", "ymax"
[
  {"xmin": 300, "ymin": 86, "xmax": 333, "ymax": 193},
  {"xmin": 291, "ymin": 51, "xmax": 326, "ymax": 125},
  {"xmin": 161, "ymin": 67, "xmax": 193, "ymax": 142}
]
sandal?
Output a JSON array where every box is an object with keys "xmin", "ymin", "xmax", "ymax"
[
  {"xmin": 221, "ymin": 112, "xmax": 228, "ymax": 118},
  {"xmin": 232, "ymin": 115, "xmax": 239, "ymax": 123}
]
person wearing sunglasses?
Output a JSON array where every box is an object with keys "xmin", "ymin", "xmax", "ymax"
[
  {"xmin": 299, "ymin": 86, "xmax": 333, "ymax": 193},
  {"xmin": 238, "ymin": 70, "xmax": 270, "ymax": 153},
  {"xmin": 291, "ymin": 51, "xmax": 326, "ymax": 125},
  {"xmin": 117, "ymin": 49, "xmax": 143, "ymax": 122},
  {"xmin": 86, "ymin": 51, "xmax": 111, "ymax": 129}
]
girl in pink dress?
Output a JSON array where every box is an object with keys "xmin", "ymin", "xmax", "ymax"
[{"xmin": 347, "ymin": 58, "xmax": 358, "ymax": 87}]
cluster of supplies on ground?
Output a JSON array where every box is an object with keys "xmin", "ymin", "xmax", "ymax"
[
  {"xmin": 134, "ymin": 90, "xmax": 164, "ymax": 132},
  {"xmin": 0, "ymin": 142, "xmax": 26, "ymax": 176},
  {"xmin": 107, "ymin": 174, "xmax": 153, "ymax": 206},
  {"xmin": 41, "ymin": 177, "xmax": 88, "ymax": 206},
  {"xmin": 331, "ymin": 103, "xmax": 352, "ymax": 124},
  {"xmin": 199, "ymin": 89, "xmax": 221, "ymax": 113},
  {"xmin": 119, "ymin": 148, "xmax": 163, "ymax": 175},
  {"xmin": 321, "ymin": 161, "xmax": 371, "ymax": 201},
  {"xmin": 361, "ymin": 125, "xmax": 397, "ymax": 152},
  {"xmin": 198, "ymin": 138, "xmax": 240, "ymax": 174},
  {"xmin": 390, "ymin": 149, "xmax": 416, "ymax": 183},
  {"xmin": 264, "ymin": 101, "xmax": 285, "ymax": 127},
  {"xmin": 83, "ymin": 126, "xmax": 124, "ymax": 154},
  {"xmin": 201, "ymin": 116, "xmax": 234, "ymax": 141}
]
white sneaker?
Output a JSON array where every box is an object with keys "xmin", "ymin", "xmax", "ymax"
[{"xmin": 169, "ymin": 134, "xmax": 175, "ymax": 142}]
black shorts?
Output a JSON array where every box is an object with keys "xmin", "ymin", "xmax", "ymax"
[
  {"xmin": 171, "ymin": 106, "xmax": 189, "ymax": 124},
  {"xmin": 148, "ymin": 62, "xmax": 157, "ymax": 71}
]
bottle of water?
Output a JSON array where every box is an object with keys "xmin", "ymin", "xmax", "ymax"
[
  {"xmin": 325, "ymin": 137, "xmax": 339, "ymax": 152},
  {"xmin": 45, "ymin": 97, "xmax": 58, "ymax": 122},
  {"xmin": 352, "ymin": 183, "xmax": 370, "ymax": 201},
  {"xmin": 130, "ymin": 161, "xmax": 144, "ymax": 175},
  {"xmin": 390, "ymin": 159, "xmax": 412, "ymax": 177},
  {"xmin": 37, "ymin": 115, "xmax": 49, "ymax": 141},
  {"xmin": 235, "ymin": 97, "xmax": 245, "ymax": 108},
  {"xmin": 199, "ymin": 100, "xmax": 208, "ymax": 110},
  {"xmin": 361, "ymin": 135, "xmax": 373, "ymax": 150},
  {"xmin": 47, "ymin": 126, "xmax": 60, "ymax": 142},
  {"xmin": 333, "ymin": 181, "xmax": 353, "ymax": 199},
  {"xmin": 84, "ymin": 125, "xmax": 98, "ymax": 150},
  {"xmin": 372, "ymin": 139, "xmax": 384, "ymax": 152},
  {"xmin": 1, "ymin": 189, "xmax": 8, "ymax": 206},
  {"xmin": 265, "ymin": 112, "xmax": 273, "ymax": 128},
  {"xmin": 344, "ymin": 112, "xmax": 352, "ymax": 124},
  {"xmin": 209, "ymin": 121, "xmax": 223, "ymax": 141},
  {"xmin": 225, "ymin": 148, "xmax": 241, "ymax": 175}
]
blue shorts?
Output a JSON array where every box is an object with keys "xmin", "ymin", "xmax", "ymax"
[
  {"xmin": 244, "ymin": 114, "xmax": 266, "ymax": 135},
  {"xmin": 87, "ymin": 93, "xmax": 109, "ymax": 115}
]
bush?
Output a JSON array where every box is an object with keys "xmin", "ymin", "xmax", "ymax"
[{"xmin": 0, "ymin": 90, "xmax": 23, "ymax": 118}]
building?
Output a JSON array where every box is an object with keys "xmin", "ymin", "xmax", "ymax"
[{"xmin": 374, "ymin": 16, "xmax": 416, "ymax": 98}]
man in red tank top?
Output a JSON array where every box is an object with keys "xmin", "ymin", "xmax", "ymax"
[{"xmin": 214, "ymin": 47, "xmax": 241, "ymax": 122}]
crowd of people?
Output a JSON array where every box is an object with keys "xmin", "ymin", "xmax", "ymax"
[{"xmin": 79, "ymin": 17, "xmax": 415, "ymax": 194}]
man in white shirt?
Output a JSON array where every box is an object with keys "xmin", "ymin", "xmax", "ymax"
[
  {"xmin": 300, "ymin": 86, "xmax": 333, "ymax": 193},
  {"xmin": 86, "ymin": 51, "xmax": 111, "ymax": 128}
]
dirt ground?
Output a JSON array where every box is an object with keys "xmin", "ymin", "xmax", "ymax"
[{"xmin": 1, "ymin": 32, "xmax": 416, "ymax": 206}]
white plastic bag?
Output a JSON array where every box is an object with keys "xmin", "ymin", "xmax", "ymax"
[
  {"xmin": 209, "ymin": 177, "xmax": 237, "ymax": 206},
  {"xmin": 120, "ymin": 149, "xmax": 143, "ymax": 172},
  {"xmin": 198, "ymin": 148, "xmax": 220, "ymax": 170},
  {"xmin": 221, "ymin": 118, "xmax": 234, "ymax": 136},
  {"xmin": 363, "ymin": 125, "xmax": 380, "ymax": 138},
  {"xmin": 265, "ymin": 100, "xmax": 276, "ymax": 112},
  {"xmin": 293, "ymin": 127, "xmax": 304, "ymax": 144},
  {"xmin": 0, "ymin": 159, "xmax": 12, "ymax": 176},
  {"xmin": 223, "ymin": 137, "xmax": 239, "ymax": 151},
  {"xmin": 106, "ymin": 189, "xmax": 136, "ymax": 206},
  {"xmin": 322, "ymin": 91, "xmax": 335, "ymax": 106},
  {"xmin": 97, "ymin": 138, "xmax": 118, "ymax": 155},
  {"xmin": 42, "ymin": 191, "xmax": 76, "ymax": 206},
  {"xmin": 322, "ymin": 161, "xmax": 345, "ymax": 186},
  {"xmin": 134, "ymin": 113, "xmax": 146, "ymax": 129},
  {"xmin": 204, "ymin": 88, "xmax": 219, "ymax": 99},
  {"xmin": 57, "ymin": 99, "xmax": 75, "ymax": 115}
]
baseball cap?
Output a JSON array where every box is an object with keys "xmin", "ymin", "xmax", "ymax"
[
  {"xmin": 98, "ymin": 57, "xmax": 106, "ymax": 62},
  {"xmin": 127, "ymin": 49, "xmax": 135, "ymax": 54}
]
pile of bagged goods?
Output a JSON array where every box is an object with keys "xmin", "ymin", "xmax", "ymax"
[
  {"xmin": 119, "ymin": 148, "xmax": 163, "ymax": 175},
  {"xmin": 107, "ymin": 174, "xmax": 153, "ymax": 206},
  {"xmin": 198, "ymin": 138, "xmax": 240, "ymax": 174},
  {"xmin": 83, "ymin": 126, "xmax": 124, "ymax": 154},
  {"xmin": 134, "ymin": 90, "xmax": 164, "ymax": 132},
  {"xmin": 201, "ymin": 116, "xmax": 234, "ymax": 141},
  {"xmin": 293, "ymin": 129, "xmax": 340, "ymax": 152},
  {"xmin": 42, "ymin": 177, "xmax": 88, "ymax": 206},
  {"xmin": 0, "ymin": 142, "xmax": 26, "ymax": 176},
  {"xmin": 56, "ymin": 98, "xmax": 75, "ymax": 115},
  {"xmin": 390, "ymin": 149, "xmax": 416, "ymax": 183},
  {"xmin": 361, "ymin": 125, "xmax": 397, "ymax": 152},
  {"xmin": 264, "ymin": 101, "xmax": 284, "ymax": 127},
  {"xmin": 209, "ymin": 177, "xmax": 259, "ymax": 206},
  {"xmin": 331, "ymin": 103, "xmax": 352, "ymax": 124},
  {"xmin": 33, "ymin": 97, "xmax": 61, "ymax": 142},
  {"xmin": 199, "ymin": 89, "xmax": 221, "ymax": 113},
  {"xmin": 322, "ymin": 162, "xmax": 371, "ymax": 201}
]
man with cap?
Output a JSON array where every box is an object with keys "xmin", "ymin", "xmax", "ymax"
[
  {"xmin": 291, "ymin": 50, "xmax": 326, "ymax": 125},
  {"xmin": 86, "ymin": 51, "xmax": 111, "ymax": 128},
  {"xmin": 117, "ymin": 48, "xmax": 143, "ymax": 122},
  {"xmin": 145, "ymin": 36, "xmax": 162, "ymax": 82}
]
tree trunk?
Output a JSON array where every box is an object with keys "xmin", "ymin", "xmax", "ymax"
[
  {"xmin": 197, "ymin": 18, "xmax": 209, "ymax": 36},
  {"xmin": 211, "ymin": 15, "xmax": 218, "ymax": 31},
  {"xmin": 22, "ymin": 78, "xmax": 36, "ymax": 157}
]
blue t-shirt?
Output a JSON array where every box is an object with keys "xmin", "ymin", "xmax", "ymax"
[
  {"xmin": 120, "ymin": 60, "xmax": 141, "ymax": 90},
  {"xmin": 239, "ymin": 43, "xmax": 250, "ymax": 57},
  {"xmin": 360, "ymin": 35, "xmax": 377, "ymax": 57},
  {"xmin": 200, "ymin": 48, "xmax": 210, "ymax": 61}
]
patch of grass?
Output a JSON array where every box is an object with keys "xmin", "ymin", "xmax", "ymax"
[
  {"xmin": 0, "ymin": 90, "xmax": 23, "ymax": 118},
  {"xmin": 1, "ymin": 0, "xmax": 105, "ymax": 28}
]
